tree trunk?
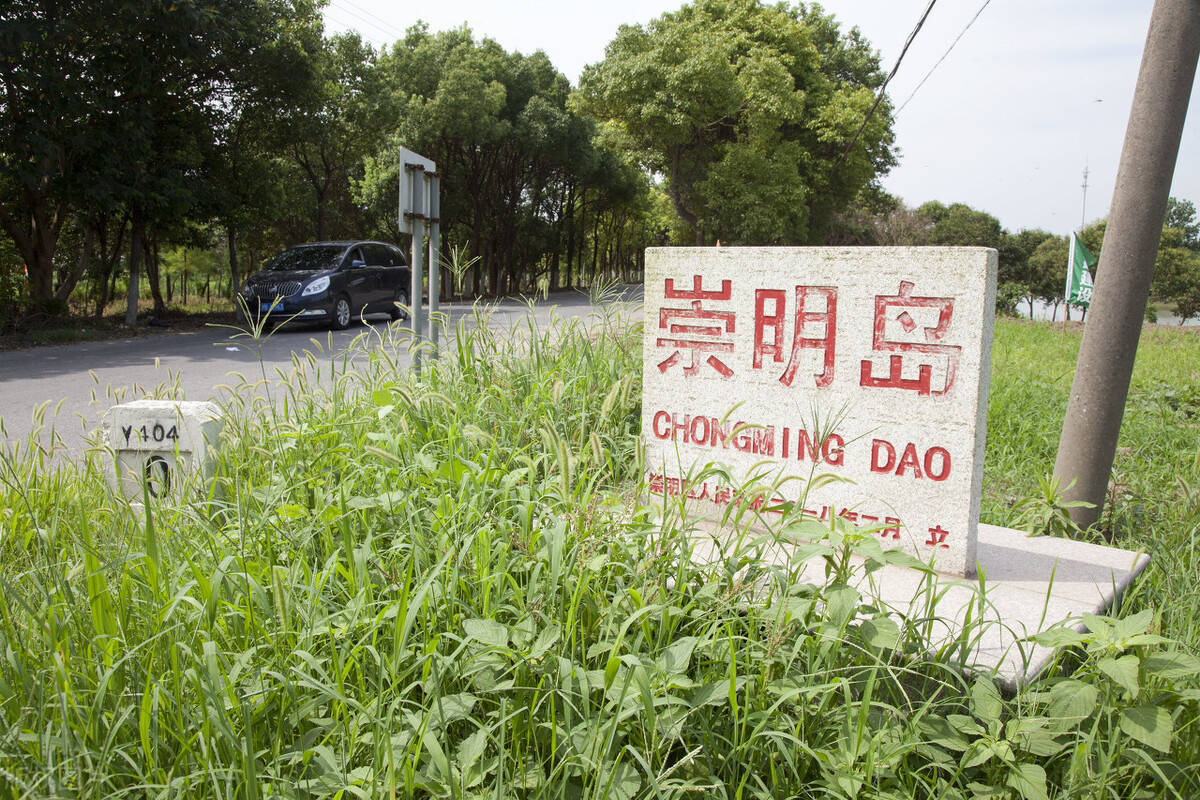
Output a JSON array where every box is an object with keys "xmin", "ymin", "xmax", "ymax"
[
  {"xmin": 469, "ymin": 220, "xmax": 483, "ymax": 297},
  {"xmin": 614, "ymin": 223, "xmax": 624, "ymax": 284},
  {"xmin": 315, "ymin": 186, "xmax": 328, "ymax": 241},
  {"xmin": 54, "ymin": 225, "xmax": 95, "ymax": 304},
  {"xmin": 668, "ymin": 146, "xmax": 701, "ymax": 245},
  {"xmin": 227, "ymin": 226, "xmax": 239, "ymax": 294},
  {"xmin": 549, "ymin": 188, "xmax": 564, "ymax": 292},
  {"xmin": 106, "ymin": 263, "xmax": 120, "ymax": 316},
  {"xmin": 125, "ymin": 211, "xmax": 145, "ymax": 325},
  {"xmin": 93, "ymin": 211, "xmax": 129, "ymax": 317},
  {"xmin": 564, "ymin": 184, "xmax": 576, "ymax": 288},
  {"xmin": 488, "ymin": 239, "xmax": 499, "ymax": 296},
  {"xmin": 0, "ymin": 183, "xmax": 66, "ymax": 308},
  {"xmin": 146, "ymin": 233, "xmax": 166, "ymax": 314},
  {"xmin": 591, "ymin": 212, "xmax": 601, "ymax": 284}
]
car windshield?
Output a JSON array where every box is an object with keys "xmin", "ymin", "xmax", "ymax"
[{"xmin": 264, "ymin": 245, "xmax": 345, "ymax": 272}]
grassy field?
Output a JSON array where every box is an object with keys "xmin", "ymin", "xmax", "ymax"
[{"xmin": 1, "ymin": 309, "xmax": 1198, "ymax": 798}]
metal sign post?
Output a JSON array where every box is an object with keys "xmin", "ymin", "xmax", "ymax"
[
  {"xmin": 428, "ymin": 172, "xmax": 441, "ymax": 356},
  {"xmin": 398, "ymin": 147, "xmax": 438, "ymax": 371}
]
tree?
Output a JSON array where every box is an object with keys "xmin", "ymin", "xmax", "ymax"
[
  {"xmin": 1028, "ymin": 236, "xmax": 1069, "ymax": 320},
  {"xmin": 363, "ymin": 26, "xmax": 654, "ymax": 296},
  {"xmin": 0, "ymin": 0, "xmax": 322, "ymax": 318},
  {"xmin": 0, "ymin": 0, "xmax": 108, "ymax": 308},
  {"xmin": 1070, "ymin": 200, "xmax": 1200, "ymax": 322},
  {"xmin": 271, "ymin": 33, "xmax": 387, "ymax": 245},
  {"xmin": 1153, "ymin": 236, "xmax": 1200, "ymax": 322},
  {"xmin": 202, "ymin": 5, "xmax": 325, "ymax": 293},
  {"xmin": 999, "ymin": 228, "xmax": 1056, "ymax": 315},
  {"xmin": 916, "ymin": 201, "xmax": 1004, "ymax": 249},
  {"xmin": 1164, "ymin": 196, "xmax": 1199, "ymax": 250},
  {"xmin": 577, "ymin": 0, "xmax": 895, "ymax": 245},
  {"xmin": 825, "ymin": 187, "xmax": 905, "ymax": 245}
]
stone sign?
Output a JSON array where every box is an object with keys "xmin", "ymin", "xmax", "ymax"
[
  {"xmin": 641, "ymin": 247, "xmax": 997, "ymax": 577},
  {"xmin": 103, "ymin": 400, "xmax": 223, "ymax": 506}
]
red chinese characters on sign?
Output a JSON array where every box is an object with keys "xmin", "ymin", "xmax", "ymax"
[
  {"xmin": 657, "ymin": 276, "xmax": 736, "ymax": 378},
  {"xmin": 753, "ymin": 286, "xmax": 838, "ymax": 388},
  {"xmin": 860, "ymin": 281, "xmax": 962, "ymax": 397}
]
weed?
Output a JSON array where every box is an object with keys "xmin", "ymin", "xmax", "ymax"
[{"xmin": 0, "ymin": 316, "xmax": 1197, "ymax": 797}]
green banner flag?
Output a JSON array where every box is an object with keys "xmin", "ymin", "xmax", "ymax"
[{"xmin": 1065, "ymin": 232, "xmax": 1097, "ymax": 307}]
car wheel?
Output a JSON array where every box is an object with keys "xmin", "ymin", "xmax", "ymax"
[
  {"xmin": 389, "ymin": 289, "xmax": 409, "ymax": 321},
  {"xmin": 331, "ymin": 295, "xmax": 352, "ymax": 330}
]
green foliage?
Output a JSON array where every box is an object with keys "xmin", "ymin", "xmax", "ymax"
[
  {"xmin": 1152, "ymin": 244, "xmax": 1200, "ymax": 322},
  {"xmin": 4, "ymin": 7, "xmax": 662, "ymax": 317},
  {"xmin": 0, "ymin": 0, "xmax": 323, "ymax": 308},
  {"xmin": 360, "ymin": 26, "xmax": 655, "ymax": 295},
  {"xmin": 1007, "ymin": 475, "xmax": 1091, "ymax": 538},
  {"xmin": 1050, "ymin": 198, "xmax": 1200, "ymax": 323},
  {"xmin": 159, "ymin": 245, "xmax": 225, "ymax": 281},
  {"xmin": 998, "ymin": 228, "xmax": 1056, "ymax": 295},
  {"xmin": 271, "ymin": 31, "xmax": 387, "ymax": 243},
  {"xmin": 1147, "ymin": 214, "xmax": 1200, "ymax": 323},
  {"xmin": 1164, "ymin": 197, "xmax": 1199, "ymax": 251},
  {"xmin": 917, "ymin": 201, "xmax": 1004, "ymax": 250},
  {"xmin": 0, "ymin": 233, "xmax": 22, "ymax": 322},
  {"xmin": 1028, "ymin": 235, "xmax": 1069, "ymax": 311},
  {"xmin": 995, "ymin": 282, "xmax": 1025, "ymax": 318},
  {"xmin": 577, "ymin": 0, "xmax": 895, "ymax": 245},
  {"xmin": 825, "ymin": 194, "xmax": 1058, "ymax": 318}
]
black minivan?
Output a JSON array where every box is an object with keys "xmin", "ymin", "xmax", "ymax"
[{"xmin": 239, "ymin": 241, "xmax": 411, "ymax": 330}]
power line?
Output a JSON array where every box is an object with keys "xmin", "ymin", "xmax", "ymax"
[
  {"xmin": 339, "ymin": 0, "xmax": 413, "ymax": 39},
  {"xmin": 323, "ymin": 8, "xmax": 370, "ymax": 34},
  {"xmin": 832, "ymin": 0, "xmax": 938, "ymax": 173},
  {"xmin": 896, "ymin": 0, "xmax": 994, "ymax": 115},
  {"xmin": 324, "ymin": 0, "xmax": 409, "ymax": 44}
]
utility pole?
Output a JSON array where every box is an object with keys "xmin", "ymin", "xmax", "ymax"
[{"xmin": 1053, "ymin": 0, "xmax": 1200, "ymax": 530}]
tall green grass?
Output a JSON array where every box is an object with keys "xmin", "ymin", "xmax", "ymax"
[
  {"xmin": 0, "ymin": 312, "xmax": 1198, "ymax": 798},
  {"xmin": 984, "ymin": 321, "xmax": 1200, "ymax": 642}
]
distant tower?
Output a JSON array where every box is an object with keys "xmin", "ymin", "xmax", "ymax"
[{"xmin": 1080, "ymin": 165, "xmax": 1089, "ymax": 231}]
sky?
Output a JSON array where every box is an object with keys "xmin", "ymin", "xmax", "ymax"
[{"xmin": 322, "ymin": 0, "xmax": 1199, "ymax": 236}]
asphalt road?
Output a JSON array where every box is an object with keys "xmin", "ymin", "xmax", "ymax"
[{"xmin": 0, "ymin": 287, "xmax": 642, "ymax": 458}]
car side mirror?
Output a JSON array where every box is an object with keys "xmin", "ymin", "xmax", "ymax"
[{"xmin": 351, "ymin": 259, "xmax": 365, "ymax": 269}]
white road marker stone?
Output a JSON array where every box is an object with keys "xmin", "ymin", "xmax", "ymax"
[{"xmin": 101, "ymin": 400, "xmax": 223, "ymax": 507}]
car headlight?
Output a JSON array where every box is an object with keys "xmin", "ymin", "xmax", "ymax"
[{"xmin": 301, "ymin": 276, "xmax": 330, "ymax": 296}]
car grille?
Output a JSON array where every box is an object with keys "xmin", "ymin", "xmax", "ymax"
[{"xmin": 248, "ymin": 280, "xmax": 302, "ymax": 299}]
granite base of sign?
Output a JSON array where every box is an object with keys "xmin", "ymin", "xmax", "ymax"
[
  {"xmin": 678, "ymin": 517, "xmax": 1149, "ymax": 689},
  {"xmin": 101, "ymin": 400, "xmax": 223, "ymax": 509}
]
